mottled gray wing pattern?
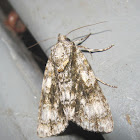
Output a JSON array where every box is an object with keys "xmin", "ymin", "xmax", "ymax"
[
  {"xmin": 37, "ymin": 57, "xmax": 68, "ymax": 137},
  {"xmin": 72, "ymin": 47, "xmax": 113, "ymax": 133}
]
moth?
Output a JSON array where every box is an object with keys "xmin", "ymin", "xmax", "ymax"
[{"xmin": 37, "ymin": 22, "xmax": 116, "ymax": 137}]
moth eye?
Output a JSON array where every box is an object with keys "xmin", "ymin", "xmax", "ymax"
[{"xmin": 65, "ymin": 38, "xmax": 71, "ymax": 41}]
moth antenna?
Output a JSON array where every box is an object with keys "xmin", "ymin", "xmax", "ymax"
[
  {"xmin": 28, "ymin": 37, "xmax": 56, "ymax": 49},
  {"xmin": 66, "ymin": 21, "xmax": 107, "ymax": 36}
]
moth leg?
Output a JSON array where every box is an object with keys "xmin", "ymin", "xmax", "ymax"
[
  {"xmin": 96, "ymin": 77, "xmax": 117, "ymax": 88},
  {"xmin": 78, "ymin": 45, "xmax": 114, "ymax": 53},
  {"xmin": 74, "ymin": 33, "xmax": 91, "ymax": 45}
]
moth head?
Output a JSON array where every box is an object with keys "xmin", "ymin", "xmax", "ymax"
[{"xmin": 58, "ymin": 34, "xmax": 71, "ymax": 42}]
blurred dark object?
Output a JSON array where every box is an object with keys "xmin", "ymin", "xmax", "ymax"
[{"xmin": 5, "ymin": 11, "xmax": 26, "ymax": 33}]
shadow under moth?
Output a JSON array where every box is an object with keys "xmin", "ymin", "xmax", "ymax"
[{"xmin": 37, "ymin": 22, "xmax": 116, "ymax": 137}]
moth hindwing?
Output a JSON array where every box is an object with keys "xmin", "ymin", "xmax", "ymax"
[{"xmin": 37, "ymin": 33, "xmax": 114, "ymax": 137}]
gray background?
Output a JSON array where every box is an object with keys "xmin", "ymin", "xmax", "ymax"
[{"xmin": 0, "ymin": 0, "xmax": 140, "ymax": 140}]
